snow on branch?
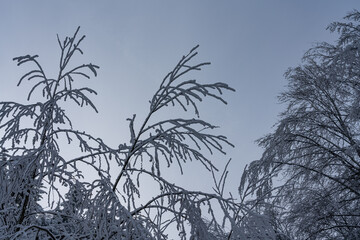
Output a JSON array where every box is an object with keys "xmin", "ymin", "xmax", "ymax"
[{"xmin": 0, "ymin": 27, "xmax": 250, "ymax": 239}]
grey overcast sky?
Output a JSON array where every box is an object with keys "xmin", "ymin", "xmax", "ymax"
[{"xmin": 1, "ymin": 1, "xmax": 359, "ymax": 192}]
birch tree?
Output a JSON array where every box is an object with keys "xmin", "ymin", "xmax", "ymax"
[
  {"xmin": 0, "ymin": 27, "xmax": 274, "ymax": 239},
  {"xmin": 245, "ymin": 10, "xmax": 360, "ymax": 240}
]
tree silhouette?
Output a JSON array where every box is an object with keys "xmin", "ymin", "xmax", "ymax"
[
  {"xmin": 0, "ymin": 27, "xmax": 274, "ymax": 239},
  {"xmin": 244, "ymin": 10, "xmax": 360, "ymax": 240}
]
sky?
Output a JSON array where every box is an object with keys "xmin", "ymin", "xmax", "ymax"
[{"xmin": 1, "ymin": 1, "xmax": 359, "ymax": 195}]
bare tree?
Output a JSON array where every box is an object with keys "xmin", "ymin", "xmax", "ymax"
[
  {"xmin": 0, "ymin": 27, "xmax": 277, "ymax": 239},
  {"xmin": 245, "ymin": 10, "xmax": 360, "ymax": 240}
]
